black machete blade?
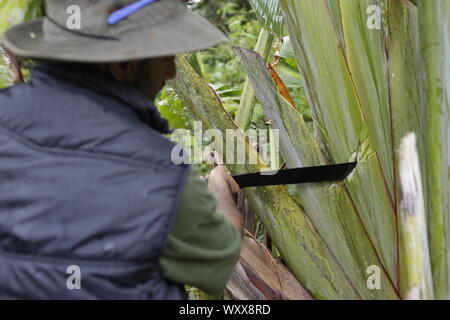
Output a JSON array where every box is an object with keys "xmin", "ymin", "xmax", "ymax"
[{"xmin": 233, "ymin": 162, "xmax": 357, "ymax": 189}]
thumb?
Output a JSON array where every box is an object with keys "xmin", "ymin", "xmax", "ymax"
[{"xmin": 226, "ymin": 173, "xmax": 240, "ymax": 194}]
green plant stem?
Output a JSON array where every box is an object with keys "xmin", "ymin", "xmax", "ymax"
[
  {"xmin": 418, "ymin": 0, "xmax": 450, "ymax": 300},
  {"xmin": 235, "ymin": 28, "xmax": 274, "ymax": 130},
  {"xmin": 269, "ymin": 126, "xmax": 279, "ymax": 170},
  {"xmin": 398, "ymin": 133, "xmax": 433, "ymax": 300}
]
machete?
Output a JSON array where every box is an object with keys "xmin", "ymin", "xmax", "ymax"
[{"xmin": 232, "ymin": 162, "xmax": 357, "ymax": 189}]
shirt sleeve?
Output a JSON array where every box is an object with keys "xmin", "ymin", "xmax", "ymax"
[{"xmin": 159, "ymin": 170, "xmax": 242, "ymax": 294}]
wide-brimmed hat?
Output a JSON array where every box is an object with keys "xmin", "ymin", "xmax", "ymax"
[{"xmin": 3, "ymin": 0, "xmax": 227, "ymax": 63}]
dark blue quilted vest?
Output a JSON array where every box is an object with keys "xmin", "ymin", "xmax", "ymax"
[{"xmin": 0, "ymin": 63, "xmax": 190, "ymax": 299}]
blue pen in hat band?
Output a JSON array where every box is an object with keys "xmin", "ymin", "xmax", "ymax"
[
  {"xmin": 46, "ymin": 15, "xmax": 120, "ymax": 41},
  {"xmin": 107, "ymin": 0, "xmax": 157, "ymax": 25},
  {"xmin": 44, "ymin": 0, "xmax": 158, "ymax": 42}
]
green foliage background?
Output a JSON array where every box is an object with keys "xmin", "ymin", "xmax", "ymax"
[
  {"xmin": 157, "ymin": 1, "xmax": 262, "ymax": 130},
  {"xmin": 0, "ymin": 0, "xmax": 43, "ymax": 88}
]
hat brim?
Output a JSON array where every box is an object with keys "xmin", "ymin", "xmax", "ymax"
[{"xmin": 3, "ymin": 11, "xmax": 227, "ymax": 63}]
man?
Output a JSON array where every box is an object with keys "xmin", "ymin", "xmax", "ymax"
[{"xmin": 0, "ymin": 0, "xmax": 243, "ymax": 299}]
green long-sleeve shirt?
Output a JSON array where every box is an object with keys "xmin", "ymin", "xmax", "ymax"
[{"xmin": 159, "ymin": 171, "xmax": 242, "ymax": 294}]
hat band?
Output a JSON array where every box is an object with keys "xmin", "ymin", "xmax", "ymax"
[
  {"xmin": 46, "ymin": 15, "xmax": 120, "ymax": 42},
  {"xmin": 107, "ymin": 0, "xmax": 158, "ymax": 25}
]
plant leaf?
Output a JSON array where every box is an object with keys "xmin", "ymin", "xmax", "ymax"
[
  {"xmin": 418, "ymin": 0, "xmax": 450, "ymax": 299},
  {"xmin": 279, "ymin": 0, "xmax": 399, "ymax": 287},
  {"xmin": 340, "ymin": 0, "xmax": 394, "ymax": 195},
  {"xmin": 249, "ymin": 0, "xmax": 286, "ymax": 36}
]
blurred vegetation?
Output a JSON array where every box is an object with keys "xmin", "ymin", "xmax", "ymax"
[{"xmin": 0, "ymin": 0, "xmax": 43, "ymax": 88}]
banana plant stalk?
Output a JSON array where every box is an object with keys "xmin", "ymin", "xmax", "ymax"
[
  {"xmin": 236, "ymin": 47, "xmax": 399, "ymax": 300},
  {"xmin": 170, "ymin": 55, "xmax": 362, "ymax": 299}
]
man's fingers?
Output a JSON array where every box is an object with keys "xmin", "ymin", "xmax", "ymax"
[
  {"xmin": 209, "ymin": 165, "xmax": 240, "ymax": 194},
  {"xmin": 226, "ymin": 175, "xmax": 240, "ymax": 194}
]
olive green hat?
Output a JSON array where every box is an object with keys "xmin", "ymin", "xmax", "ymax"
[{"xmin": 3, "ymin": 0, "xmax": 227, "ymax": 63}]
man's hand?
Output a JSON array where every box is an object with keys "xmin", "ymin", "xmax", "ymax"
[
  {"xmin": 206, "ymin": 166, "xmax": 243, "ymax": 235},
  {"xmin": 207, "ymin": 165, "xmax": 240, "ymax": 194}
]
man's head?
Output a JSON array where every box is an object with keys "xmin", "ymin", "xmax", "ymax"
[
  {"xmin": 3, "ymin": 0, "xmax": 226, "ymax": 73},
  {"xmin": 99, "ymin": 56, "xmax": 176, "ymax": 100}
]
